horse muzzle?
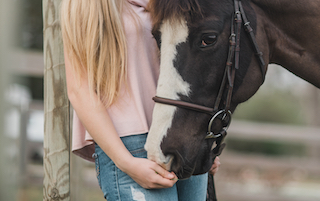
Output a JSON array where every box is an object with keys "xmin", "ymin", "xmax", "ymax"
[{"xmin": 168, "ymin": 150, "xmax": 195, "ymax": 179}]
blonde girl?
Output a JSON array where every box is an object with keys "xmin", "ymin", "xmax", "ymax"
[{"xmin": 60, "ymin": 0, "xmax": 220, "ymax": 200}]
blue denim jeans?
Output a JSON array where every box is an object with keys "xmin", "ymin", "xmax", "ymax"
[{"xmin": 93, "ymin": 133, "xmax": 208, "ymax": 201}]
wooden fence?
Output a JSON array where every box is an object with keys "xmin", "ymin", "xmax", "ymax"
[
  {"xmin": 228, "ymin": 120, "xmax": 320, "ymax": 158},
  {"xmin": 216, "ymin": 120, "xmax": 320, "ymax": 201}
]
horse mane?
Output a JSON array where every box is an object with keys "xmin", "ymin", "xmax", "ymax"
[{"xmin": 148, "ymin": 0, "xmax": 203, "ymax": 32}]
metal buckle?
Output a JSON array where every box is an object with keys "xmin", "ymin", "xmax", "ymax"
[
  {"xmin": 205, "ymin": 110, "xmax": 232, "ymax": 139},
  {"xmin": 205, "ymin": 132, "xmax": 221, "ymax": 139}
]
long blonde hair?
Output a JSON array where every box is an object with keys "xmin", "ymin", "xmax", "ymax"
[{"xmin": 60, "ymin": 0, "xmax": 127, "ymax": 107}]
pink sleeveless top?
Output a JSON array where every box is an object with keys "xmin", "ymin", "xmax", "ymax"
[{"xmin": 72, "ymin": 0, "xmax": 159, "ymax": 162}]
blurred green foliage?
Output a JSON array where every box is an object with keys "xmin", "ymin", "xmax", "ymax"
[
  {"xmin": 229, "ymin": 76, "xmax": 309, "ymax": 155},
  {"xmin": 234, "ymin": 88, "xmax": 306, "ymax": 125}
]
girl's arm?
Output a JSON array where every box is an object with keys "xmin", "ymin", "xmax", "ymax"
[{"xmin": 64, "ymin": 48, "xmax": 177, "ymax": 189}]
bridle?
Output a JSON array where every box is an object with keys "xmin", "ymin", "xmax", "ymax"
[
  {"xmin": 153, "ymin": 1, "xmax": 265, "ymax": 200},
  {"xmin": 153, "ymin": 0, "xmax": 265, "ymax": 145}
]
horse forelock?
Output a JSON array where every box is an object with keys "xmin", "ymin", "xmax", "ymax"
[{"xmin": 148, "ymin": 0, "xmax": 203, "ymax": 32}]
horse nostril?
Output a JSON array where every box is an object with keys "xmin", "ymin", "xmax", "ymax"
[
  {"xmin": 167, "ymin": 151, "xmax": 184, "ymax": 173},
  {"xmin": 170, "ymin": 157, "xmax": 181, "ymax": 174},
  {"xmin": 171, "ymin": 159, "xmax": 194, "ymax": 179},
  {"xmin": 162, "ymin": 150, "xmax": 195, "ymax": 179}
]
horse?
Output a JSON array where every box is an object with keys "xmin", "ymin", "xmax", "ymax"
[{"xmin": 144, "ymin": 0, "xmax": 320, "ymax": 182}]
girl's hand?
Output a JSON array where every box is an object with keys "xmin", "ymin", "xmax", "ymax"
[
  {"xmin": 121, "ymin": 157, "xmax": 178, "ymax": 189},
  {"xmin": 209, "ymin": 157, "xmax": 221, "ymax": 175}
]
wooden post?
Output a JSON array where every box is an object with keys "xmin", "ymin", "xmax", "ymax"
[{"xmin": 43, "ymin": 0, "xmax": 71, "ymax": 200}]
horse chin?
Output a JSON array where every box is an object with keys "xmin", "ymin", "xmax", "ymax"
[
  {"xmin": 169, "ymin": 140, "xmax": 214, "ymax": 179},
  {"xmin": 193, "ymin": 149, "xmax": 215, "ymax": 175},
  {"xmin": 193, "ymin": 156, "xmax": 213, "ymax": 175},
  {"xmin": 170, "ymin": 159, "xmax": 195, "ymax": 179},
  {"xmin": 171, "ymin": 157, "xmax": 212, "ymax": 179}
]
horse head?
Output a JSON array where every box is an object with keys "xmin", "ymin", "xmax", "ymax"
[
  {"xmin": 145, "ymin": 0, "xmax": 320, "ymax": 179},
  {"xmin": 144, "ymin": 0, "xmax": 268, "ymax": 179}
]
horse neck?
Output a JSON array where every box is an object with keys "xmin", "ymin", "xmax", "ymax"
[{"xmin": 251, "ymin": 0, "xmax": 320, "ymax": 88}]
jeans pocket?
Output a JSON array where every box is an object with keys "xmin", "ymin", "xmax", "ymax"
[
  {"xmin": 130, "ymin": 148, "xmax": 147, "ymax": 158},
  {"xmin": 92, "ymin": 153, "xmax": 102, "ymax": 189}
]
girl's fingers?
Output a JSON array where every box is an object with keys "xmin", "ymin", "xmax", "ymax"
[
  {"xmin": 127, "ymin": 158, "xmax": 178, "ymax": 189},
  {"xmin": 209, "ymin": 157, "xmax": 221, "ymax": 175},
  {"xmin": 152, "ymin": 164, "xmax": 176, "ymax": 180}
]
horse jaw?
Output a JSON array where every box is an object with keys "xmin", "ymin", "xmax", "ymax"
[{"xmin": 145, "ymin": 18, "xmax": 190, "ymax": 169}]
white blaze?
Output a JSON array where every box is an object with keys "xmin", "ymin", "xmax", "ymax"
[{"xmin": 145, "ymin": 19, "xmax": 190, "ymax": 168}]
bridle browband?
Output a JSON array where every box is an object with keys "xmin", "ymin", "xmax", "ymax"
[{"xmin": 153, "ymin": 0, "xmax": 265, "ymax": 140}]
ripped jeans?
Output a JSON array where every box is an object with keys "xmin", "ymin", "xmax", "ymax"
[{"xmin": 93, "ymin": 133, "xmax": 208, "ymax": 201}]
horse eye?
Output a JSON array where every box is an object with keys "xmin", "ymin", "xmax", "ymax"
[{"xmin": 200, "ymin": 34, "xmax": 217, "ymax": 48}]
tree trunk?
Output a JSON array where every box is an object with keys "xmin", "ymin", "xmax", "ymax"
[{"xmin": 43, "ymin": 0, "xmax": 71, "ymax": 200}]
